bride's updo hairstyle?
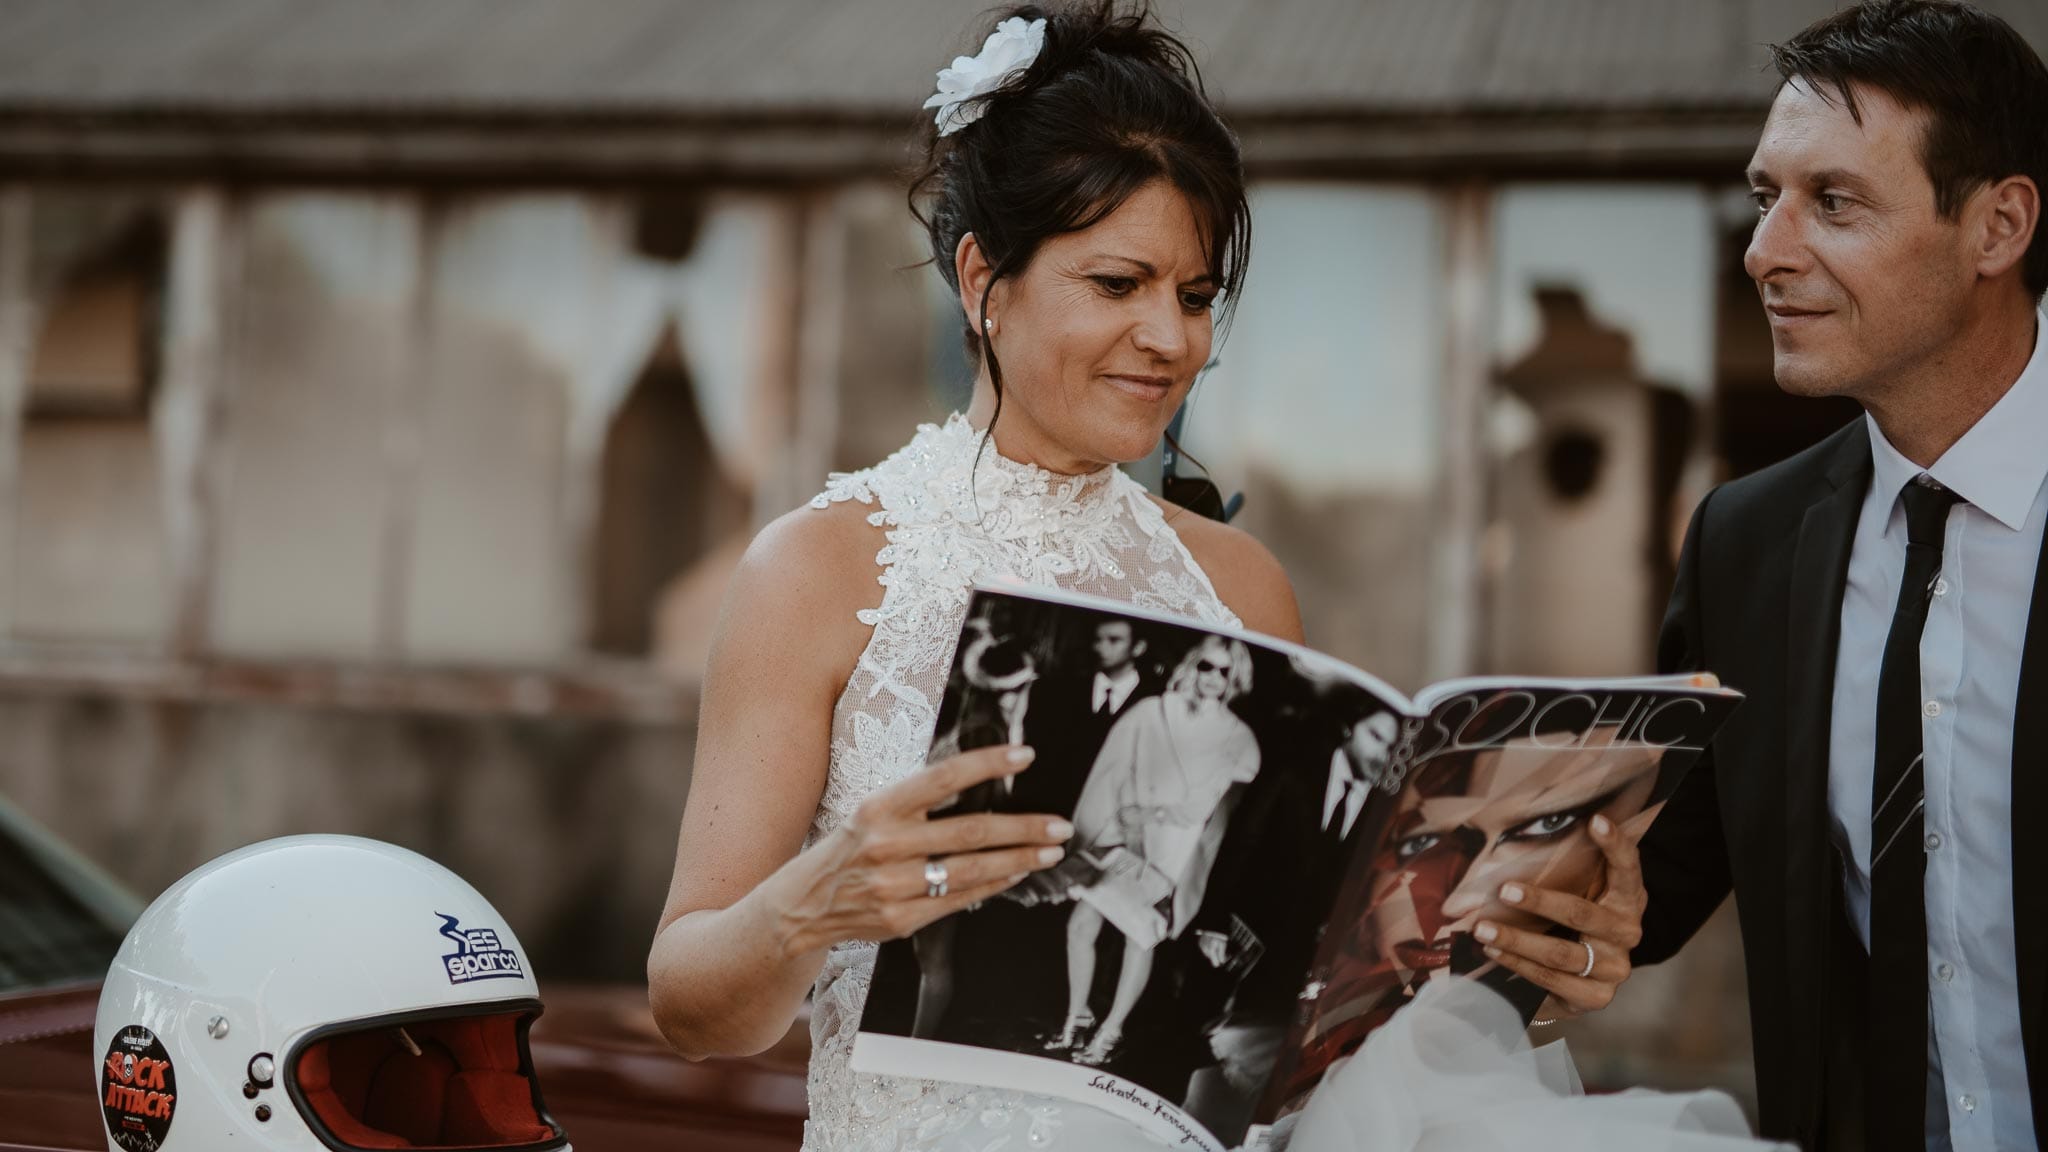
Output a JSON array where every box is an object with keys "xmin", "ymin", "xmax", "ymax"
[{"xmin": 911, "ymin": 1, "xmax": 1250, "ymax": 416}]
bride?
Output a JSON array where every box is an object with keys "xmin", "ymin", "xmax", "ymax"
[{"xmin": 647, "ymin": 3, "xmax": 1717, "ymax": 1150}]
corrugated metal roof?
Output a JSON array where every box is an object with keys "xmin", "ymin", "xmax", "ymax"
[
  {"xmin": 1, "ymin": 0, "xmax": 2042, "ymax": 177},
  {"xmin": 8, "ymin": 0, "xmax": 2031, "ymax": 116},
  {"xmin": 0, "ymin": 0, "xmax": 976, "ymax": 117}
]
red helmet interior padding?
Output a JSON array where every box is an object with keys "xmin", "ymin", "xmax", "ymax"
[{"xmin": 292, "ymin": 1011, "xmax": 560, "ymax": 1150}]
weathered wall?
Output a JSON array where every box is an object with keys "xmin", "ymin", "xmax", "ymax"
[
  {"xmin": 0, "ymin": 174, "xmax": 1760, "ymax": 1111},
  {"xmin": 14, "ymin": 420, "xmax": 167, "ymax": 642},
  {"xmin": 0, "ymin": 688, "xmax": 695, "ymax": 982}
]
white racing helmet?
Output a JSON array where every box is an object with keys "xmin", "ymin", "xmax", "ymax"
[{"xmin": 94, "ymin": 835, "xmax": 569, "ymax": 1152}]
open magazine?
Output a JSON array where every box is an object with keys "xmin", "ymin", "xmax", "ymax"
[{"xmin": 849, "ymin": 583, "xmax": 1741, "ymax": 1152}]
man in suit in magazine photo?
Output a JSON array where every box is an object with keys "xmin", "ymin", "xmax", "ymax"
[
  {"xmin": 1169, "ymin": 696, "xmax": 1400, "ymax": 1145},
  {"xmin": 1011, "ymin": 616, "xmax": 1159, "ymax": 819},
  {"xmin": 1633, "ymin": 3, "xmax": 2048, "ymax": 1149}
]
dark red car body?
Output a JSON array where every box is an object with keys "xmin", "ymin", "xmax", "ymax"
[
  {"xmin": 0, "ymin": 793, "xmax": 810, "ymax": 1152},
  {"xmin": 0, "ymin": 978, "xmax": 808, "ymax": 1151}
]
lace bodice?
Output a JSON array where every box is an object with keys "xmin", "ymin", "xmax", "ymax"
[{"xmin": 801, "ymin": 415, "xmax": 1240, "ymax": 1151}]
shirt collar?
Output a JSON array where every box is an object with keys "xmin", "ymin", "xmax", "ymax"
[
  {"xmin": 1096, "ymin": 666, "xmax": 1139, "ymax": 689},
  {"xmin": 1866, "ymin": 308, "xmax": 2048, "ymax": 535}
]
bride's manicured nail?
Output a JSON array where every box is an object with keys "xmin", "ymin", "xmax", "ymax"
[
  {"xmin": 1591, "ymin": 814, "xmax": 1613, "ymax": 836},
  {"xmin": 1007, "ymin": 746, "xmax": 1036, "ymax": 765},
  {"xmin": 1008, "ymin": 873, "xmax": 1029, "ymax": 884},
  {"xmin": 1048, "ymin": 819, "xmax": 1074, "ymax": 840},
  {"xmin": 1038, "ymin": 846, "xmax": 1066, "ymax": 865},
  {"xmin": 1484, "ymin": 945, "xmax": 1503, "ymax": 960},
  {"xmin": 1500, "ymin": 883, "xmax": 1525, "ymax": 904},
  {"xmin": 1475, "ymin": 922, "xmax": 1499, "ymax": 943}
]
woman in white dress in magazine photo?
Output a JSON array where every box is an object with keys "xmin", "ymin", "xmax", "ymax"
[
  {"xmin": 642, "ymin": 2, "xmax": 1779, "ymax": 1149},
  {"xmin": 1054, "ymin": 635, "xmax": 1259, "ymax": 1067}
]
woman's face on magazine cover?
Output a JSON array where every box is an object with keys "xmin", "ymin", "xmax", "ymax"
[
  {"xmin": 963, "ymin": 179, "xmax": 1218, "ymax": 468},
  {"xmin": 1362, "ymin": 731, "xmax": 1662, "ymax": 979}
]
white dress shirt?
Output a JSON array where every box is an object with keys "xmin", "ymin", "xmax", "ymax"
[
  {"xmin": 1827, "ymin": 311, "xmax": 2048, "ymax": 1152},
  {"xmin": 1092, "ymin": 666, "xmax": 1141, "ymax": 715},
  {"xmin": 993, "ymin": 699, "xmax": 1029, "ymax": 796},
  {"xmin": 1322, "ymin": 750, "xmax": 1369, "ymax": 840}
]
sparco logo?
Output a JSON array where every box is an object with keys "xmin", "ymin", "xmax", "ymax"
[{"xmin": 437, "ymin": 912, "xmax": 523, "ymax": 984}]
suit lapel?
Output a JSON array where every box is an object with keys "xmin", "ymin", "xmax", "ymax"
[
  {"xmin": 1782, "ymin": 423, "xmax": 1872, "ymax": 1092},
  {"xmin": 2013, "ymin": 506, "xmax": 2048, "ymax": 1128}
]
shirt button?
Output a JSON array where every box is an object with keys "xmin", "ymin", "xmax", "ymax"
[
  {"xmin": 1925, "ymin": 700, "xmax": 1943, "ymax": 718},
  {"xmin": 1926, "ymin": 832, "xmax": 1943, "ymax": 851},
  {"xmin": 1933, "ymin": 577, "xmax": 1950, "ymax": 597},
  {"xmin": 1936, "ymin": 962, "xmax": 1956, "ymax": 983},
  {"xmin": 1958, "ymin": 1094, "xmax": 1977, "ymax": 1114}
]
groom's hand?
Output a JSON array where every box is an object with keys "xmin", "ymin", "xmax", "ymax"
[{"xmin": 1473, "ymin": 813, "xmax": 1646, "ymax": 1019}]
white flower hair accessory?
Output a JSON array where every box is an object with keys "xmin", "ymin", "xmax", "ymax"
[{"xmin": 922, "ymin": 16, "xmax": 1048, "ymax": 137}]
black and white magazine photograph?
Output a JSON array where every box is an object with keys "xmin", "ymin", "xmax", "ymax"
[{"xmin": 852, "ymin": 586, "xmax": 1404, "ymax": 1150}]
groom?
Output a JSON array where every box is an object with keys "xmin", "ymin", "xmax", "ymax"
[{"xmin": 1635, "ymin": 3, "xmax": 2048, "ymax": 1149}]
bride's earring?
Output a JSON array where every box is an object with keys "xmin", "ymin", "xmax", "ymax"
[{"xmin": 983, "ymin": 317, "xmax": 995, "ymax": 338}]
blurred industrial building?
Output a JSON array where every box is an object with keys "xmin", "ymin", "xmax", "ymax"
[{"xmin": 8, "ymin": 0, "xmax": 2042, "ymax": 1116}]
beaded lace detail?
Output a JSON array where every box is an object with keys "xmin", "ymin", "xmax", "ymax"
[{"xmin": 801, "ymin": 414, "xmax": 1239, "ymax": 1151}]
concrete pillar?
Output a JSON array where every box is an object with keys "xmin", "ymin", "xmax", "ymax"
[
  {"xmin": 374, "ymin": 197, "xmax": 438, "ymax": 660},
  {"xmin": 1427, "ymin": 182, "xmax": 1495, "ymax": 683},
  {"xmin": 790, "ymin": 191, "xmax": 849, "ymax": 507},
  {"xmin": 749, "ymin": 198, "xmax": 806, "ymax": 529},
  {"xmin": 0, "ymin": 187, "xmax": 33, "ymax": 639},
  {"xmin": 156, "ymin": 187, "xmax": 234, "ymax": 657}
]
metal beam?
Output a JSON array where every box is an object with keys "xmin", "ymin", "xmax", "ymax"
[
  {"xmin": 0, "ymin": 645, "xmax": 699, "ymax": 723},
  {"xmin": 0, "ymin": 108, "xmax": 1769, "ymax": 184}
]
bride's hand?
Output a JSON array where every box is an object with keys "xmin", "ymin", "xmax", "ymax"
[
  {"xmin": 767, "ymin": 745, "xmax": 1073, "ymax": 956},
  {"xmin": 1472, "ymin": 813, "xmax": 1647, "ymax": 1019}
]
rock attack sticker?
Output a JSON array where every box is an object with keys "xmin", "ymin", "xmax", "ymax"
[{"xmin": 101, "ymin": 1025, "xmax": 177, "ymax": 1152}]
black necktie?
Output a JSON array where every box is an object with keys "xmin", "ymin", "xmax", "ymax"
[
  {"xmin": 1329, "ymin": 778, "xmax": 1362, "ymax": 845},
  {"xmin": 1867, "ymin": 476, "xmax": 1961, "ymax": 1148}
]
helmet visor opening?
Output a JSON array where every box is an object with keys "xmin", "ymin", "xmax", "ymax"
[{"xmin": 291, "ymin": 1008, "xmax": 565, "ymax": 1151}]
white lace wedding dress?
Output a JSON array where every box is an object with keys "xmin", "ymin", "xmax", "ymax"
[
  {"xmin": 802, "ymin": 414, "xmax": 1239, "ymax": 1152},
  {"xmin": 796, "ymin": 415, "xmax": 1785, "ymax": 1152}
]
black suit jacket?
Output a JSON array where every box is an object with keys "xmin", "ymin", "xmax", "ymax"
[
  {"xmin": 1013, "ymin": 672, "xmax": 1155, "ymax": 817},
  {"xmin": 1636, "ymin": 419, "xmax": 2048, "ymax": 1149},
  {"xmin": 1184, "ymin": 742, "xmax": 1365, "ymax": 1024},
  {"xmin": 930, "ymin": 714, "xmax": 1016, "ymax": 816}
]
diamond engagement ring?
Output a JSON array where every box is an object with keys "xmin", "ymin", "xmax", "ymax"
[
  {"xmin": 1577, "ymin": 939, "xmax": 1597, "ymax": 979},
  {"xmin": 924, "ymin": 861, "xmax": 950, "ymax": 899}
]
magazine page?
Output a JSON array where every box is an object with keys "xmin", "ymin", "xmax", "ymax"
[
  {"xmin": 1258, "ymin": 679, "xmax": 1741, "ymax": 1137},
  {"xmin": 848, "ymin": 584, "xmax": 1413, "ymax": 1152}
]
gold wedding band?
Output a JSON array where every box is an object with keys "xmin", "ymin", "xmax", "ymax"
[{"xmin": 924, "ymin": 860, "xmax": 950, "ymax": 899}]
